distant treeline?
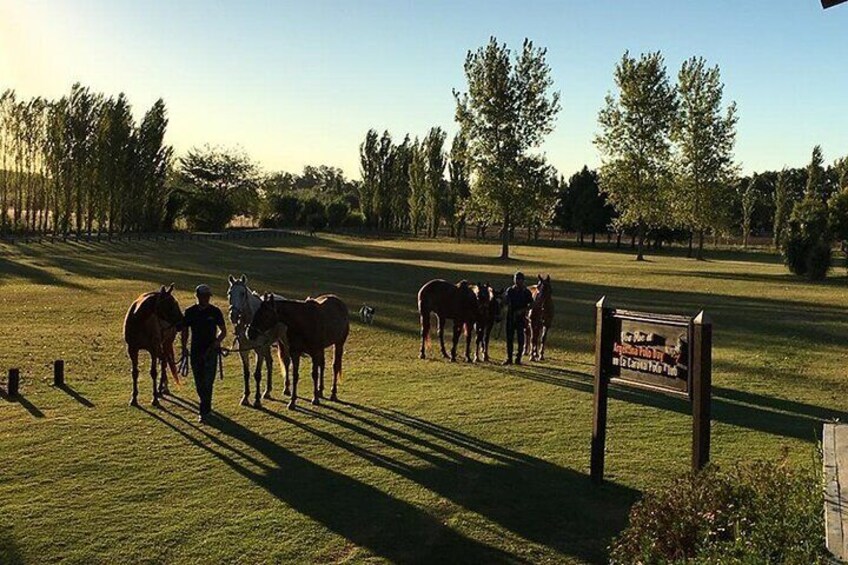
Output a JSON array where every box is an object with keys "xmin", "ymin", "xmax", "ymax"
[{"xmin": 0, "ymin": 84, "xmax": 172, "ymax": 236}]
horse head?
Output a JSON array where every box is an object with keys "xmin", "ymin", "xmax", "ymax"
[
  {"xmin": 490, "ymin": 285, "xmax": 505, "ymax": 323},
  {"xmin": 155, "ymin": 283, "xmax": 183, "ymax": 328},
  {"xmin": 247, "ymin": 293, "xmax": 277, "ymax": 341},
  {"xmin": 227, "ymin": 274, "xmax": 250, "ymax": 325}
]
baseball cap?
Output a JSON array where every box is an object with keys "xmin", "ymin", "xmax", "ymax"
[{"xmin": 195, "ymin": 284, "xmax": 212, "ymax": 296}]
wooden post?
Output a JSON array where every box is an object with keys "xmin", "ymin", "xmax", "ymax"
[
  {"xmin": 691, "ymin": 311, "xmax": 712, "ymax": 471},
  {"xmin": 591, "ymin": 297, "xmax": 612, "ymax": 484},
  {"xmin": 54, "ymin": 359, "xmax": 65, "ymax": 386},
  {"xmin": 8, "ymin": 368, "xmax": 20, "ymax": 397}
]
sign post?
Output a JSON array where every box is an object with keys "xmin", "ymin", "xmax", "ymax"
[{"xmin": 591, "ymin": 298, "xmax": 712, "ymax": 484}]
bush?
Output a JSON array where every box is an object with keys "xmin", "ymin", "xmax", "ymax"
[
  {"xmin": 327, "ymin": 200, "xmax": 349, "ymax": 229},
  {"xmin": 609, "ymin": 460, "xmax": 825, "ymax": 564},
  {"xmin": 781, "ymin": 196, "xmax": 832, "ymax": 280},
  {"xmin": 299, "ymin": 197, "xmax": 326, "ymax": 226},
  {"xmin": 182, "ymin": 191, "xmax": 234, "ymax": 232},
  {"xmin": 307, "ymin": 211, "xmax": 327, "ymax": 234},
  {"xmin": 344, "ymin": 210, "xmax": 366, "ymax": 229},
  {"xmin": 261, "ymin": 194, "xmax": 302, "ymax": 227}
]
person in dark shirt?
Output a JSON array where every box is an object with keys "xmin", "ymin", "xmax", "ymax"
[
  {"xmin": 503, "ymin": 271, "xmax": 533, "ymax": 365},
  {"xmin": 180, "ymin": 284, "xmax": 227, "ymax": 422}
]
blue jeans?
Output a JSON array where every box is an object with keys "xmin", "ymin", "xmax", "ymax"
[
  {"xmin": 505, "ymin": 314, "xmax": 525, "ymax": 362},
  {"xmin": 191, "ymin": 349, "xmax": 217, "ymax": 416}
]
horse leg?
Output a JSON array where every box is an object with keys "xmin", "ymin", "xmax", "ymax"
[
  {"xmin": 159, "ymin": 357, "xmax": 169, "ymax": 396},
  {"xmin": 331, "ymin": 343, "xmax": 343, "ymax": 402},
  {"xmin": 484, "ymin": 324, "xmax": 493, "ymax": 362},
  {"xmin": 129, "ymin": 348, "xmax": 140, "ymax": 407},
  {"xmin": 311, "ymin": 352, "xmax": 324, "ymax": 406},
  {"xmin": 540, "ymin": 325, "xmax": 548, "ymax": 361},
  {"xmin": 240, "ymin": 350, "xmax": 251, "ymax": 406},
  {"xmin": 450, "ymin": 321, "xmax": 461, "ymax": 362},
  {"xmin": 474, "ymin": 326, "xmax": 483, "ymax": 363},
  {"xmin": 278, "ymin": 343, "xmax": 291, "ymax": 396},
  {"xmin": 419, "ymin": 311, "xmax": 430, "ymax": 359},
  {"xmin": 464, "ymin": 323, "xmax": 473, "ymax": 363},
  {"xmin": 252, "ymin": 351, "xmax": 263, "ymax": 408},
  {"xmin": 438, "ymin": 316, "xmax": 450, "ymax": 359},
  {"xmin": 262, "ymin": 347, "xmax": 273, "ymax": 399},
  {"xmin": 288, "ymin": 355, "xmax": 300, "ymax": 410},
  {"xmin": 149, "ymin": 352, "xmax": 160, "ymax": 407}
]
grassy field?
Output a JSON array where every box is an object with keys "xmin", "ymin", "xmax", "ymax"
[{"xmin": 0, "ymin": 233, "xmax": 845, "ymax": 564}]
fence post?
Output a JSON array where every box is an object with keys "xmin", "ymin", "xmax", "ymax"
[
  {"xmin": 8, "ymin": 368, "xmax": 20, "ymax": 398},
  {"xmin": 54, "ymin": 360, "xmax": 65, "ymax": 387}
]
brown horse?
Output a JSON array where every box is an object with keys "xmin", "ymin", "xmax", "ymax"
[
  {"xmin": 123, "ymin": 284, "xmax": 184, "ymax": 407},
  {"xmin": 248, "ymin": 294, "xmax": 349, "ymax": 409},
  {"xmin": 417, "ymin": 279, "xmax": 479, "ymax": 362},
  {"xmin": 525, "ymin": 274, "xmax": 554, "ymax": 361},
  {"xmin": 471, "ymin": 283, "xmax": 504, "ymax": 363}
]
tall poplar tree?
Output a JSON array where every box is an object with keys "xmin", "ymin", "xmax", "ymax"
[
  {"xmin": 595, "ymin": 51, "xmax": 677, "ymax": 261},
  {"xmin": 454, "ymin": 37, "xmax": 560, "ymax": 259}
]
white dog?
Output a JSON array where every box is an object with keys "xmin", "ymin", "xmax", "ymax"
[{"xmin": 359, "ymin": 305, "xmax": 375, "ymax": 325}]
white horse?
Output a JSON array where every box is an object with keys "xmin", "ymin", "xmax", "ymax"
[{"xmin": 227, "ymin": 274, "xmax": 291, "ymax": 407}]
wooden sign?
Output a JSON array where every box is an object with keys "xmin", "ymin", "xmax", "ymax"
[{"xmin": 591, "ymin": 297, "xmax": 712, "ymax": 484}]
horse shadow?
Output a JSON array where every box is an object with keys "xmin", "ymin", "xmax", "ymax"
[
  {"xmin": 0, "ymin": 525, "xmax": 24, "ymax": 565},
  {"xmin": 144, "ymin": 401, "xmax": 520, "ymax": 564}
]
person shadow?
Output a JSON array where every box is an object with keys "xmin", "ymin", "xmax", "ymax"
[
  {"xmin": 147, "ymin": 397, "xmax": 520, "ymax": 564},
  {"xmin": 153, "ymin": 395, "xmax": 637, "ymax": 563}
]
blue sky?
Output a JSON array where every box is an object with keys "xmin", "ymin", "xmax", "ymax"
[{"xmin": 1, "ymin": 0, "xmax": 846, "ymax": 178}]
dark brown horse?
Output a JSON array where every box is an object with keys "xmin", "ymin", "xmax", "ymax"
[
  {"xmin": 123, "ymin": 284, "xmax": 184, "ymax": 407},
  {"xmin": 248, "ymin": 294, "xmax": 349, "ymax": 409},
  {"xmin": 417, "ymin": 279, "xmax": 478, "ymax": 362},
  {"xmin": 472, "ymin": 283, "xmax": 505, "ymax": 363},
  {"xmin": 525, "ymin": 274, "xmax": 554, "ymax": 361}
]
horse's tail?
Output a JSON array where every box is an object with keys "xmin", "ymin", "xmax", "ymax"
[{"xmin": 333, "ymin": 342, "xmax": 344, "ymax": 383}]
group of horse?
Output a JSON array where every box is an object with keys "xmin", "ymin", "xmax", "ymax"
[
  {"xmin": 417, "ymin": 274, "xmax": 554, "ymax": 364},
  {"xmin": 122, "ymin": 275, "xmax": 349, "ymax": 411},
  {"xmin": 121, "ymin": 273, "xmax": 554, "ymax": 413}
]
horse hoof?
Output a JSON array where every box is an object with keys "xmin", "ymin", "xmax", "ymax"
[
  {"xmin": 159, "ymin": 388, "xmax": 170, "ymax": 397},
  {"xmin": 419, "ymin": 352, "xmax": 425, "ymax": 359},
  {"xmin": 311, "ymin": 397, "xmax": 320, "ymax": 406},
  {"xmin": 287, "ymin": 400, "xmax": 296, "ymax": 410},
  {"xmin": 151, "ymin": 398, "xmax": 160, "ymax": 407},
  {"xmin": 253, "ymin": 399, "xmax": 262, "ymax": 408},
  {"xmin": 240, "ymin": 396, "xmax": 250, "ymax": 406},
  {"xmin": 262, "ymin": 391, "xmax": 272, "ymax": 400},
  {"xmin": 129, "ymin": 397, "xmax": 139, "ymax": 407},
  {"xmin": 330, "ymin": 393, "xmax": 338, "ymax": 402},
  {"xmin": 283, "ymin": 388, "xmax": 291, "ymax": 397}
]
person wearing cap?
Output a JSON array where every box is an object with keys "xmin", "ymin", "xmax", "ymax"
[
  {"xmin": 180, "ymin": 284, "xmax": 227, "ymax": 422},
  {"xmin": 503, "ymin": 271, "xmax": 533, "ymax": 365}
]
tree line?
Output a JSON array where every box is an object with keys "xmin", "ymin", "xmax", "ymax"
[{"xmin": 0, "ymin": 84, "xmax": 172, "ymax": 236}]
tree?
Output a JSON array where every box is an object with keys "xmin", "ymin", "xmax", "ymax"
[
  {"xmin": 178, "ymin": 145, "xmax": 259, "ymax": 231},
  {"xmin": 672, "ymin": 56, "xmax": 738, "ymax": 259},
  {"xmin": 805, "ymin": 145, "xmax": 826, "ymax": 202},
  {"xmin": 454, "ymin": 37, "xmax": 561, "ymax": 259},
  {"xmin": 595, "ymin": 51, "xmax": 678, "ymax": 261},
  {"xmin": 358, "ymin": 129, "xmax": 379, "ymax": 227},
  {"xmin": 772, "ymin": 169, "xmax": 791, "ymax": 248},
  {"xmin": 423, "ymin": 126, "xmax": 447, "ymax": 237},
  {"xmin": 391, "ymin": 135, "xmax": 412, "ymax": 231},
  {"xmin": 740, "ymin": 176, "xmax": 759, "ymax": 248},
  {"xmin": 562, "ymin": 166, "xmax": 613, "ymax": 245},
  {"xmin": 408, "ymin": 139, "xmax": 426, "ymax": 236},
  {"xmin": 447, "ymin": 132, "xmax": 471, "ymax": 240}
]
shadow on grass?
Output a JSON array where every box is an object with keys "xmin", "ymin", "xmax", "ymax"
[
  {"xmin": 0, "ymin": 388, "xmax": 45, "ymax": 418},
  {"xmin": 56, "ymin": 383, "xmax": 95, "ymax": 408},
  {"xmin": 0, "ymin": 526, "xmax": 24, "ymax": 565},
  {"xmin": 497, "ymin": 365, "xmax": 836, "ymax": 442},
  {"xmin": 143, "ymin": 403, "xmax": 522, "ymax": 564}
]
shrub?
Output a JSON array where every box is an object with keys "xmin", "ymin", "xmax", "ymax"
[
  {"xmin": 609, "ymin": 459, "xmax": 826, "ymax": 564},
  {"xmin": 261, "ymin": 194, "xmax": 302, "ymax": 227},
  {"xmin": 299, "ymin": 197, "xmax": 326, "ymax": 226},
  {"xmin": 182, "ymin": 191, "xmax": 234, "ymax": 232},
  {"xmin": 344, "ymin": 210, "xmax": 366, "ymax": 229},
  {"xmin": 307, "ymin": 211, "xmax": 327, "ymax": 234},
  {"xmin": 327, "ymin": 200, "xmax": 350, "ymax": 228},
  {"xmin": 781, "ymin": 196, "xmax": 832, "ymax": 280}
]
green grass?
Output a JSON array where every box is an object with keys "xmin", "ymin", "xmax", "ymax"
[{"xmin": 0, "ymin": 233, "xmax": 843, "ymax": 564}]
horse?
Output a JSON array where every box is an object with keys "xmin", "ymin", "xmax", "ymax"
[
  {"xmin": 471, "ymin": 283, "xmax": 505, "ymax": 363},
  {"xmin": 226, "ymin": 274, "xmax": 291, "ymax": 408},
  {"xmin": 525, "ymin": 274, "xmax": 554, "ymax": 361},
  {"xmin": 123, "ymin": 284, "xmax": 184, "ymax": 407},
  {"xmin": 247, "ymin": 294, "xmax": 349, "ymax": 410},
  {"xmin": 417, "ymin": 279, "xmax": 479, "ymax": 362}
]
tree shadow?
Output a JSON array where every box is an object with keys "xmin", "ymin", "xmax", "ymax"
[
  {"xmin": 56, "ymin": 383, "xmax": 95, "ymax": 408},
  {"xmin": 0, "ymin": 526, "xmax": 24, "ymax": 565},
  {"xmin": 142, "ymin": 404, "xmax": 520, "ymax": 564},
  {"xmin": 0, "ymin": 254, "xmax": 85, "ymax": 289},
  {"xmin": 0, "ymin": 388, "xmax": 45, "ymax": 418},
  {"xmin": 495, "ymin": 365, "xmax": 836, "ymax": 442},
  {"xmin": 260, "ymin": 403, "xmax": 638, "ymax": 563}
]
